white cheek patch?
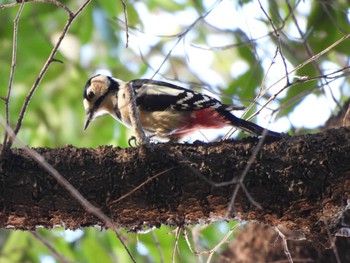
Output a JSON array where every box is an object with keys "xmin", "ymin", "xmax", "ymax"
[{"xmin": 83, "ymin": 99, "xmax": 90, "ymax": 112}]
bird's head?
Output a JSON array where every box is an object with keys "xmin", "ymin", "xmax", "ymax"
[{"xmin": 83, "ymin": 74, "xmax": 120, "ymax": 130}]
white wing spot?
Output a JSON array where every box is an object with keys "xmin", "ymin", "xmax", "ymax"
[
  {"xmin": 176, "ymin": 92, "xmax": 194, "ymax": 105},
  {"xmin": 144, "ymin": 85, "xmax": 184, "ymax": 96},
  {"xmin": 193, "ymin": 95, "xmax": 211, "ymax": 108}
]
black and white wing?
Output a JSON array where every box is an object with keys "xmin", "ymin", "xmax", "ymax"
[{"xmin": 130, "ymin": 79, "xmax": 244, "ymax": 112}]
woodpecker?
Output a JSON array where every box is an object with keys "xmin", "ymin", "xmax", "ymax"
[{"xmin": 83, "ymin": 74, "xmax": 281, "ymax": 140}]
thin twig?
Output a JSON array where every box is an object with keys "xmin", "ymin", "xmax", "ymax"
[
  {"xmin": 111, "ymin": 167, "xmax": 175, "ymax": 204},
  {"xmin": 270, "ymin": 33, "xmax": 350, "ymax": 94},
  {"xmin": 182, "ymin": 229, "xmax": 194, "ymax": 253},
  {"xmin": 151, "ymin": 0, "xmax": 222, "ymax": 79},
  {"xmin": 190, "ymin": 225, "xmax": 207, "ymax": 262},
  {"xmin": 274, "ymin": 227, "xmax": 294, "ymax": 263},
  {"xmin": 287, "ymin": 34, "xmax": 350, "ymax": 78},
  {"xmin": 9, "ymin": 0, "xmax": 91, "ymax": 149},
  {"xmin": 183, "ymin": 224, "xmax": 239, "ymax": 262},
  {"xmin": 259, "ymin": 66, "xmax": 349, "ymax": 117},
  {"xmin": 177, "ymin": 154, "xmax": 239, "ymax": 189},
  {"xmin": 240, "ymin": 32, "xmax": 350, "ymax": 129},
  {"xmin": 191, "ymin": 0, "xmax": 293, "ymax": 52},
  {"xmin": 114, "ymin": 230, "xmax": 136, "ymax": 263},
  {"xmin": 205, "ymin": 225, "xmax": 238, "ymax": 263},
  {"xmin": 151, "ymin": 230, "xmax": 165, "ymax": 263},
  {"xmin": 322, "ymin": 219, "xmax": 341, "ymax": 263},
  {"xmin": 0, "ymin": 0, "xmax": 72, "ymax": 16},
  {"xmin": 172, "ymin": 227, "xmax": 181, "ymax": 263},
  {"xmin": 286, "ymin": 0, "xmax": 341, "ymax": 110},
  {"xmin": 0, "ymin": 115, "xmax": 136, "ymax": 263},
  {"xmin": 258, "ymin": 46, "xmax": 279, "ymax": 104},
  {"xmin": 246, "ymin": 33, "xmax": 350, "ymax": 125},
  {"xmin": 222, "ymin": 46, "xmax": 280, "ymax": 140},
  {"xmin": 0, "ymin": 2, "xmax": 17, "ymax": 9},
  {"xmin": 125, "ymin": 82, "xmax": 149, "ymax": 145},
  {"xmin": 226, "ymin": 126, "xmax": 271, "ymax": 216},
  {"xmin": 274, "ymin": 77, "xmax": 339, "ymax": 115},
  {"xmin": 31, "ymin": 231, "xmax": 72, "ymax": 263},
  {"xmin": 120, "ymin": 0, "xmax": 129, "ymax": 48},
  {"xmin": 2, "ymin": 0, "xmax": 25, "ymax": 153},
  {"xmin": 258, "ymin": 0, "xmax": 290, "ymax": 85},
  {"xmin": 223, "ymin": 7, "xmax": 349, "ymax": 142}
]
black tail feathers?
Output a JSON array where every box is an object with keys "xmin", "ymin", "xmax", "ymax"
[{"xmin": 219, "ymin": 110, "xmax": 282, "ymax": 138}]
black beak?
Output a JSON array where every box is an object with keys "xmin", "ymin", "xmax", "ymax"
[{"xmin": 84, "ymin": 112, "xmax": 92, "ymax": 131}]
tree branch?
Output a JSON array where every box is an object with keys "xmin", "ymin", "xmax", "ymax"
[{"xmin": 1, "ymin": 128, "xmax": 349, "ymax": 249}]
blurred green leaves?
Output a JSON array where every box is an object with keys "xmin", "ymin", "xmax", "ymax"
[
  {"xmin": 1, "ymin": 0, "xmax": 349, "ymax": 147},
  {"xmin": 0, "ymin": 222, "xmax": 238, "ymax": 263}
]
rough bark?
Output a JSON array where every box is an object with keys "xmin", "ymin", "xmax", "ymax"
[
  {"xmin": 322, "ymin": 99, "xmax": 350, "ymax": 130},
  {"xmin": 216, "ymin": 222, "xmax": 350, "ymax": 263},
  {"xmin": 217, "ymin": 103, "xmax": 350, "ymax": 262},
  {"xmin": 0, "ymin": 127, "xmax": 349, "ymax": 249}
]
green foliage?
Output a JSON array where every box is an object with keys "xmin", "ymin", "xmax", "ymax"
[{"xmin": 0, "ymin": 222, "xmax": 238, "ymax": 262}]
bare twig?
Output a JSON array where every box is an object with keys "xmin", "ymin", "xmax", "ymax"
[
  {"xmin": 0, "ymin": 2, "xmax": 17, "ymax": 9},
  {"xmin": 222, "ymin": 46, "xmax": 280, "ymax": 140},
  {"xmin": 225, "ymin": 32, "xmax": 349, "ymax": 137},
  {"xmin": 31, "ymin": 231, "xmax": 72, "ymax": 263},
  {"xmin": 0, "ymin": 115, "xmax": 136, "ymax": 263},
  {"xmin": 244, "ymin": 33, "xmax": 350, "ymax": 125},
  {"xmin": 111, "ymin": 167, "xmax": 175, "ymax": 204},
  {"xmin": 274, "ymin": 227, "xmax": 294, "ymax": 263},
  {"xmin": 225, "ymin": 127, "xmax": 270, "ymax": 216},
  {"xmin": 151, "ymin": 230, "xmax": 165, "ymax": 263},
  {"xmin": 258, "ymin": 0, "xmax": 290, "ymax": 85},
  {"xmin": 258, "ymin": 47, "xmax": 280, "ymax": 102},
  {"xmin": 8, "ymin": 0, "xmax": 91, "ymax": 150},
  {"xmin": 172, "ymin": 227, "xmax": 181, "ymax": 263},
  {"xmin": 0, "ymin": 0, "xmax": 73, "ymax": 16},
  {"xmin": 286, "ymin": 0, "xmax": 341, "ymax": 110},
  {"xmin": 125, "ymin": 82, "xmax": 149, "ymax": 145},
  {"xmin": 183, "ymin": 224, "xmax": 239, "ymax": 262},
  {"xmin": 1, "ymin": 117, "xmax": 108, "ymax": 223},
  {"xmin": 251, "ymin": 66, "xmax": 349, "ymax": 119},
  {"xmin": 151, "ymin": 37, "xmax": 183, "ymax": 79},
  {"xmin": 120, "ymin": 0, "xmax": 129, "ymax": 48},
  {"xmin": 322, "ymin": 219, "xmax": 341, "ymax": 263},
  {"xmin": 190, "ymin": 34, "xmax": 267, "ymax": 51},
  {"xmin": 2, "ymin": 0, "xmax": 25, "ymax": 153},
  {"xmin": 269, "ymin": 33, "xmax": 350, "ymax": 95},
  {"xmin": 175, "ymin": 153, "xmax": 239, "ymax": 191},
  {"xmin": 114, "ymin": 230, "xmax": 136, "ymax": 262},
  {"xmin": 274, "ymin": 67, "xmax": 350, "ymax": 115},
  {"xmin": 151, "ymin": 0, "xmax": 222, "ymax": 79},
  {"xmin": 205, "ymin": 224, "xmax": 238, "ymax": 263},
  {"xmin": 289, "ymin": 34, "xmax": 350, "ymax": 77},
  {"xmin": 188, "ymin": 225, "xmax": 206, "ymax": 262},
  {"xmin": 183, "ymin": 228, "xmax": 198, "ymax": 255}
]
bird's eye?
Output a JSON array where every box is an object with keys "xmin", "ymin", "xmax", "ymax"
[{"xmin": 87, "ymin": 91, "xmax": 95, "ymax": 100}]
